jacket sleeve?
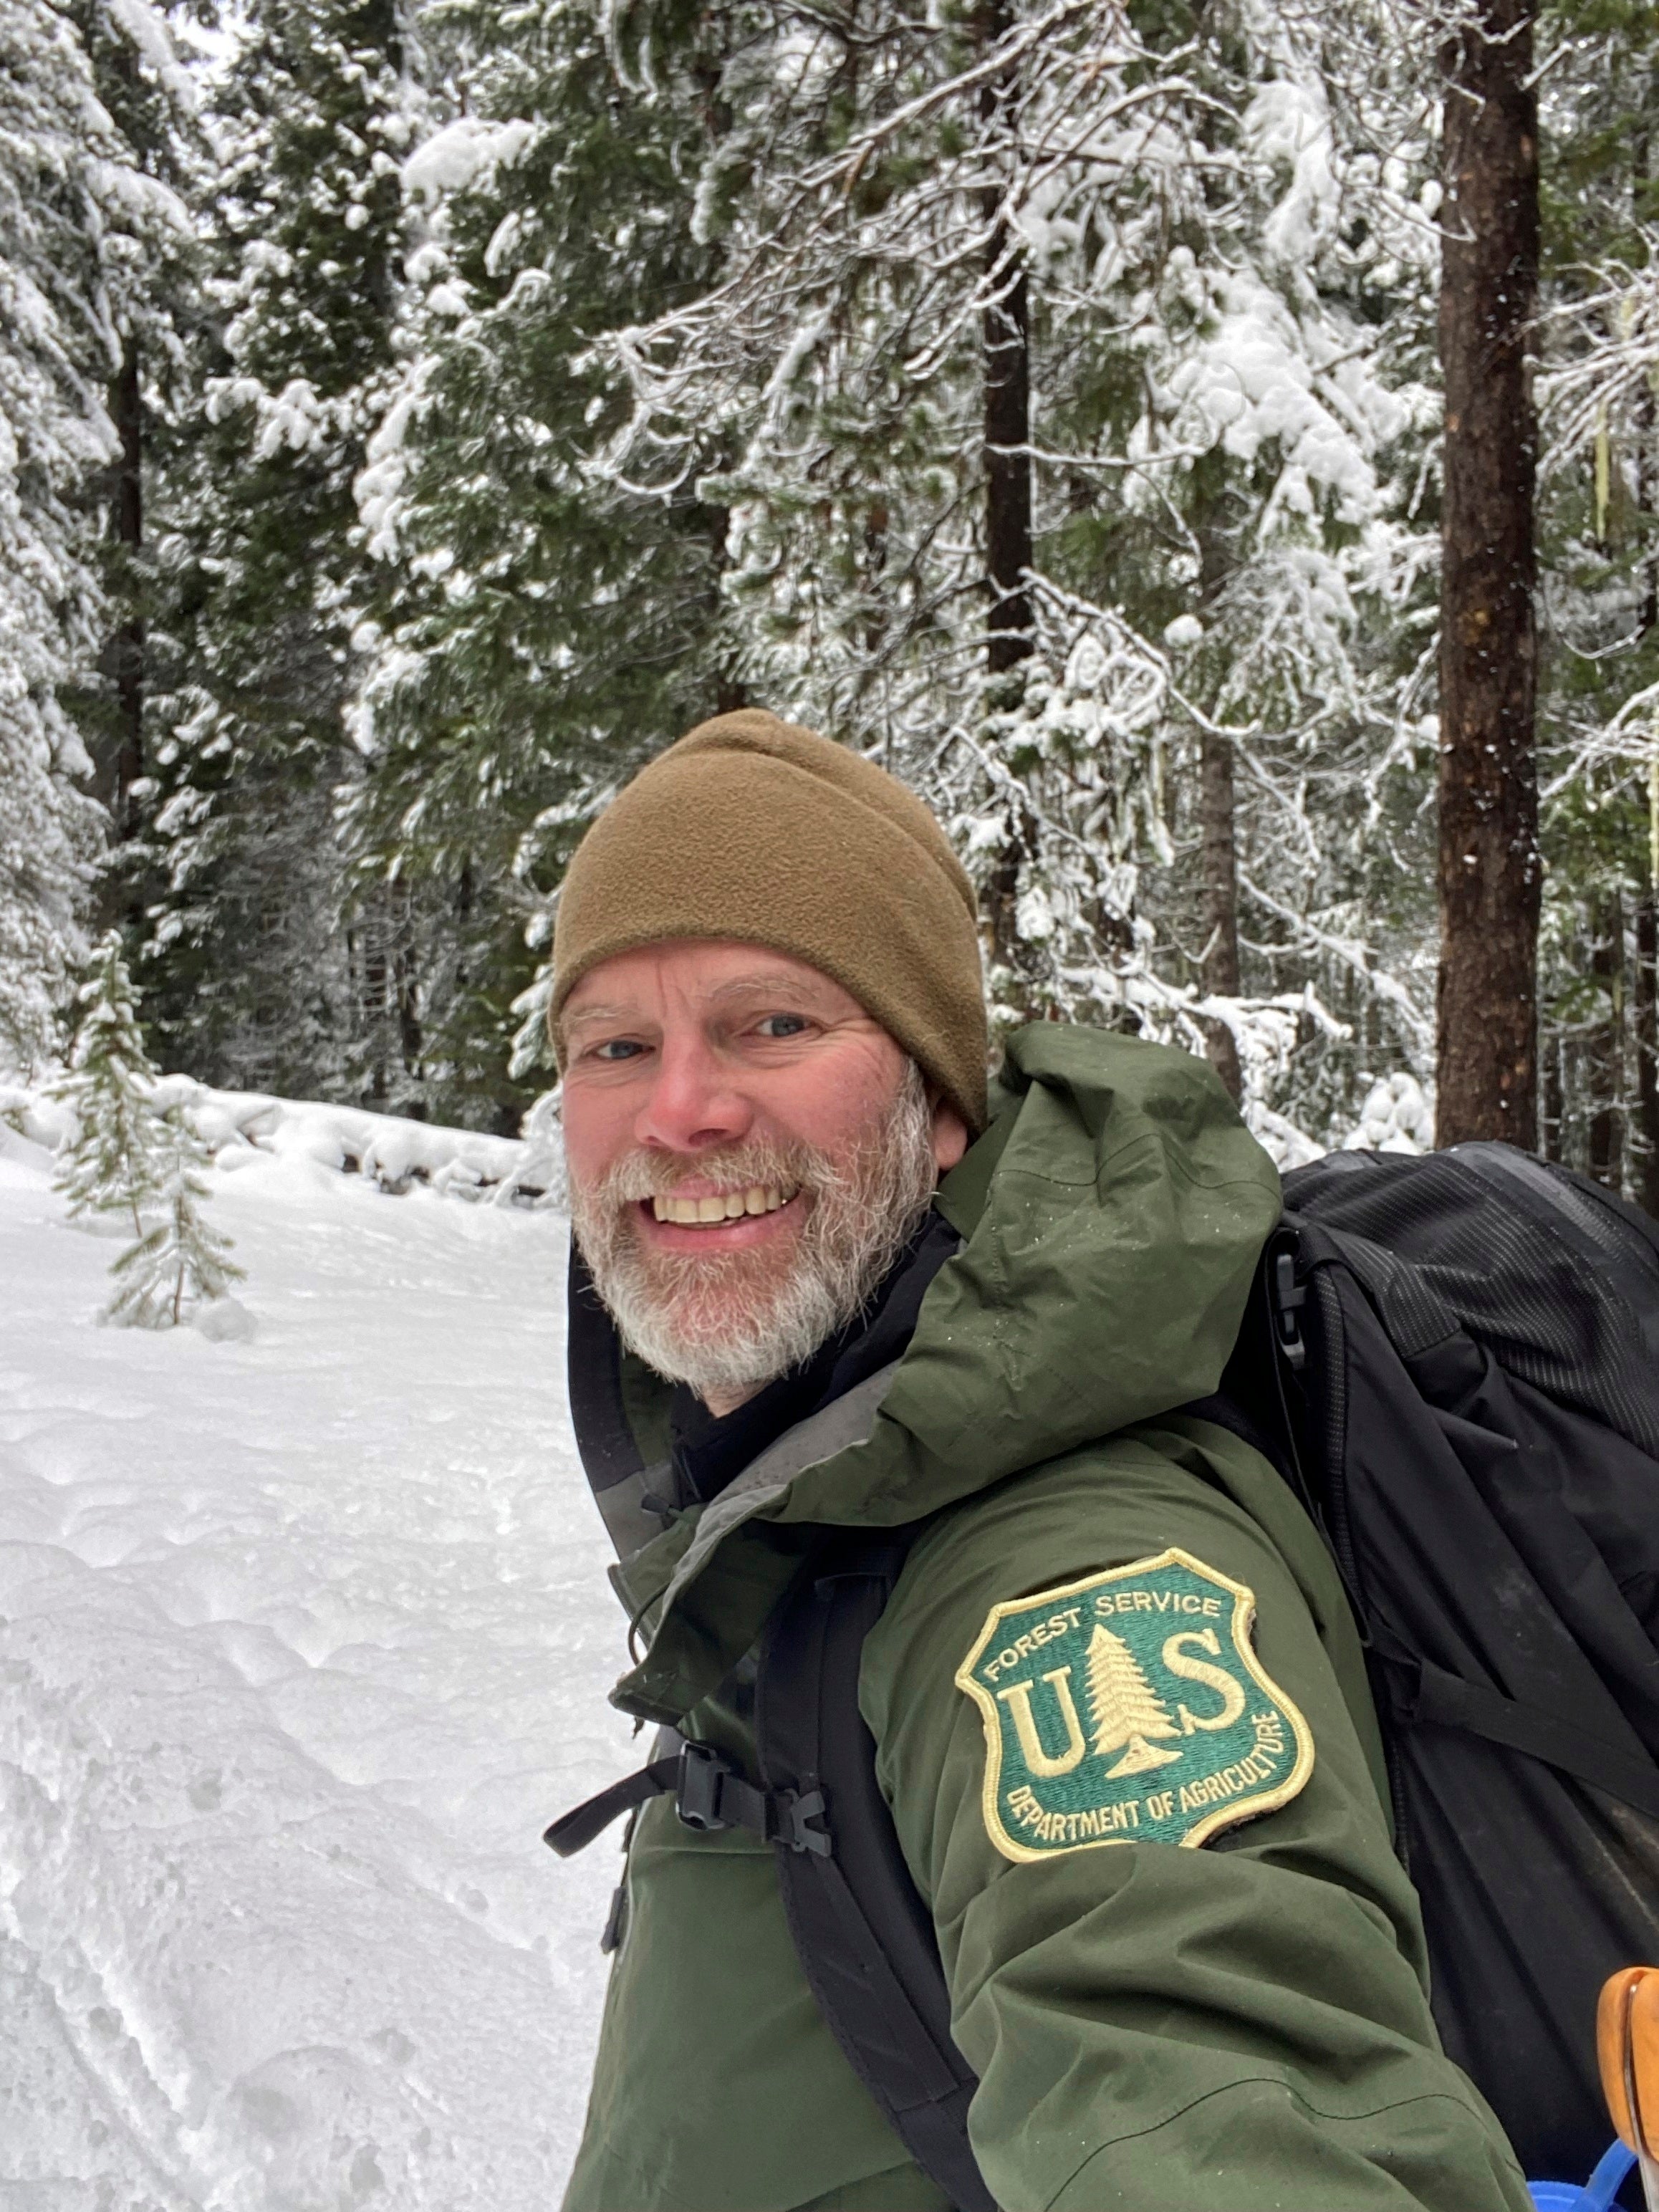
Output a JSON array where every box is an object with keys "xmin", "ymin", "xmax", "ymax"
[{"xmin": 859, "ymin": 1425, "xmax": 1534, "ymax": 2212}]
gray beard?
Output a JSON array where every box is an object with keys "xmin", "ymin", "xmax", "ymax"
[{"xmin": 568, "ymin": 1062, "xmax": 938, "ymax": 1402}]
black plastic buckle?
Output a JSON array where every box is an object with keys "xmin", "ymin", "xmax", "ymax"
[
  {"xmin": 782, "ymin": 1788, "xmax": 832, "ymax": 1857},
  {"xmin": 674, "ymin": 1743, "xmax": 731, "ymax": 1832},
  {"xmin": 1273, "ymin": 1249, "xmax": 1308, "ymax": 1372}
]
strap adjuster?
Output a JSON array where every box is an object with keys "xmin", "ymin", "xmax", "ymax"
[
  {"xmin": 675, "ymin": 1743, "xmax": 731, "ymax": 1831},
  {"xmin": 672, "ymin": 1745, "xmax": 834, "ymax": 1855},
  {"xmin": 1273, "ymin": 1249, "xmax": 1308, "ymax": 1371},
  {"xmin": 783, "ymin": 1787, "xmax": 832, "ymax": 1857}
]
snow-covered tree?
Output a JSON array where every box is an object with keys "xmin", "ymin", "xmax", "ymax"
[
  {"xmin": 582, "ymin": 0, "xmax": 1442, "ymax": 1145},
  {"xmin": 59, "ymin": 0, "xmax": 198, "ymax": 880},
  {"xmin": 52, "ymin": 929, "xmax": 164, "ymax": 1234},
  {"xmin": 0, "ymin": 0, "xmax": 186, "ymax": 1072},
  {"xmin": 9, "ymin": 0, "xmax": 1648, "ymax": 1174},
  {"xmin": 138, "ymin": 0, "xmax": 410, "ymax": 1103},
  {"xmin": 104, "ymin": 1097, "xmax": 243, "ymax": 1327},
  {"xmin": 344, "ymin": 0, "xmax": 735, "ymax": 1122},
  {"xmin": 1518, "ymin": 0, "xmax": 1659, "ymax": 1193}
]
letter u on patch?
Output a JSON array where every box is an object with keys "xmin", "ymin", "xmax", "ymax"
[{"xmin": 954, "ymin": 1549, "xmax": 1315, "ymax": 1862}]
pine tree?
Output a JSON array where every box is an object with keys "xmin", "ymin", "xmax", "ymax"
[
  {"xmin": 1524, "ymin": 0, "xmax": 1659, "ymax": 1197},
  {"xmin": 57, "ymin": 0, "xmax": 198, "ymax": 897},
  {"xmin": 1084, "ymin": 1625, "xmax": 1182, "ymax": 1776},
  {"xmin": 52, "ymin": 930, "xmax": 164, "ymax": 1236},
  {"xmin": 345, "ymin": 0, "xmax": 734, "ymax": 1122},
  {"xmin": 0, "ymin": 0, "xmax": 183, "ymax": 1070},
  {"xmin": 104, "ymin": 1099, "xmax": 243, "ymax": 1327},
  {"xmin": 137, "ymin": 0, "xmax": 409, "ymax": 1103},
  {"xmin": 583, "ymin": 0, "xmax": 1442, "ymax": 1150}
]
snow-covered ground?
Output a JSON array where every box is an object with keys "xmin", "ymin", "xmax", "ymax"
[{"xmin": 0, "ymin": 1100, "xmax": 635, "ymax": 2210}]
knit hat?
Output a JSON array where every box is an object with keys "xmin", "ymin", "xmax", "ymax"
[{"xmin": 550, "ymin": 709, "xmax": 989, "ymax": 1131}]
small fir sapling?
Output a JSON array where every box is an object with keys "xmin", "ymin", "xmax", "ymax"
[
  {"xmin": 104, "ymin": 1101, "xmax": 245, "ymax": 1329},
  {"xmin": 52, "ymin": 931, "xmax": 165, "ymax": 1236}
]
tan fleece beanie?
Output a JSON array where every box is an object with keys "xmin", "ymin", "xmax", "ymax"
[{"xmin": 550, "ymin": 710, "xmax": 989, "ymax": 1132}]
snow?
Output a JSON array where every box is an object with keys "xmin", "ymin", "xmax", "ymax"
[
  {"xmin": 6, "ymin": 1077, "xmax": 556, "ymax": 1206},
  {"xmin": 1343, "ymin": 1072, "xmax": 1432, "ymax": 1154},
  {"xmin": 400, "ymin": 119, "xmax": 536, "ymax": 205},
  {"xmin": 0, "ymin": 1094, "xmax": 634, "ymax": 2208}
]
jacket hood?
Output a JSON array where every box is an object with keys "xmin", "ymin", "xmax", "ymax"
[{"xmin": 575, "ymin": 1023, "xmax": 1281, "ymax": 1726}]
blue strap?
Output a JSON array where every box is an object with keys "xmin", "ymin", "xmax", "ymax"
[
  {"xmin": 1582, "ymin": 2139, "xmax": 1638, "ymax": 2211},
  {"xmin": 1528, "ymin": 2139, "xmax": 1637, "ymax": 2211}
]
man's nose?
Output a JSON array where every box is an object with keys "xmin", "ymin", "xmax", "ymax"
[{"xmin": 634, "ymin": 1032, "xmax": 754, "ymax": 1155}]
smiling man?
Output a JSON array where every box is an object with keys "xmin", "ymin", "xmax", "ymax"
[
  {"xmin": 548, "ymin": 711, "xmax": 1527, "ymax": 2212},
  {"xmin": 562, "ymin": 943, "xmax": 965, "ymax": 1420}
]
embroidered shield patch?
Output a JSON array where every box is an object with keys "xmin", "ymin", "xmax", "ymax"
[{"xmin": 954, "ymin": 1548, "xmax": 1314, "ymax": 1861}]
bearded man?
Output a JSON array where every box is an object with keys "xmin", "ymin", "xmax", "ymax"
[{"xmin": 549, "ymin": 711, "xmax": 1528, "ymax": 2212}]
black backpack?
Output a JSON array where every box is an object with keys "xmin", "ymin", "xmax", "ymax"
[{"xmin": 548, "ymin": 1142, "xmax": 1659, "ymax": 2207}]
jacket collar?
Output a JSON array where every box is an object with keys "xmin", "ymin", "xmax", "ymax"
[{"xmin": 563, "ymin": 1025, "xmax": 1281, "ymax": 1726}]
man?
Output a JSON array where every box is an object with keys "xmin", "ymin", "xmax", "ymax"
[{"xmin": 550, "ymin": 709, "xmax": 1529, "ymax": 2212}]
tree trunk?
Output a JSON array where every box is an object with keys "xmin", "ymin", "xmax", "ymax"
[
  {"xmin": 1435, "ymin": 0, "xmax": 1541, "ymax": 1148},
  {"xmin": 1542, "ymin": 1034, "xmax": 1564, "ymax": 1163},
  {"xmin": 978, "ymin": 0, "xmax": 1034, "ymax": 984},
  {"xmin": 981, "ymin": 0, "xmax": 1030, "ymax": 679},
  {"xmin": 1588, "ymin": 890, "xmax": 1625, "ymax": 1189},
  {"xmin": 1631, "ymin": 138, "xmax": 1658, "ymax": 1212},
  {"xmin": 1636, "ymin": 893, "xmax": 1659, "ymax": 1215},
  {"xmin": 984, "ymin": 251, "xmax": 1032, "ymax": 677},
  {"xmin": 111, "ymin": 335, "xmax": 144, "ymax": 841},
  {"xmin": 1200, "ymin": 728, "xmax": 1243, "ymax": 1101},
  {"xmin": 360, "ymin": 914, "xmax": 389, "ymax": 1105}
]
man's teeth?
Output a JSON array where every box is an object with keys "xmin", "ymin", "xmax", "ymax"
[{"xmin": 651, "ymin": 1186, "xmax": 794, "ymax": 1224}]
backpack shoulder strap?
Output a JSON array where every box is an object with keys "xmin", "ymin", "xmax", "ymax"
[
  {"xmin": 540, "ymin": 1527, "xmax": 994, "ymax": 2211},
  {"xmin": 756, "ymin": 1534, "xmax": 996, "ymax": 2212}
]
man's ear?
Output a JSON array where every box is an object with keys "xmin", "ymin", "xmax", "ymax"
[{"xmin": 930, "ymin": 1094, "xmax": 970, "ymax": 1175}]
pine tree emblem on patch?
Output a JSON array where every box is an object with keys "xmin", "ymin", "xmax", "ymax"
[{"xmin": 955, "ymin": 1549, "xmax": 1315, "ymax": 1861}]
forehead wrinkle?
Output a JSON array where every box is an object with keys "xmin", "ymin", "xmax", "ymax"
[
  {"xmin": 567, "ymin": 969, "xmax": 845, "ymax": 1026},
  {"xmin": 559, "ymin": 999, "xmax": 638, "ymax": 1037},
  {"xmin": 702, "ymin": 967, "xmax": 845, "ymax": 1006}
]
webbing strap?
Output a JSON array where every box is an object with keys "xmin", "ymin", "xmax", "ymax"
[
  {"xmin": 1373, "ymin": 1645, "xmax": 1659, "ymax": 1821},
  {"xmin": 542, "ymin": 1739, "xmax": 831, "ymax": 1860},
  {"xmin": 759, "ymin": 1542, "xmax": 999, "ymax": 2212},
  {"xmin": 542, "ymin": 1756, "xmax": 681, "ymax": 1857}
]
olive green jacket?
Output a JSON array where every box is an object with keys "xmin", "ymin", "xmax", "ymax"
[{"xmin": 561, "ymin": 1026, "xmax": 1531, "ymax": 2212}]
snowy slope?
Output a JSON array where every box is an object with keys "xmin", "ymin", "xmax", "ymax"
[{"xmin": 0, "ymin": 1103, "xmax": 636, "ymax": 2211}]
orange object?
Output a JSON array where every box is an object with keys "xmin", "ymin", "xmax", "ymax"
[{"xmin": 1599, "ymin": 1968, "xmax": 1659, "ymax": 2155}]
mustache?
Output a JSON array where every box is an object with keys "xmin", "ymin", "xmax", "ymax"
[{"xmin": 585, "ymin": 1135, "xmax": 837, "ymax": 1208}]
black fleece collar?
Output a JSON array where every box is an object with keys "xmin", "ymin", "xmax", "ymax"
[
  {"xmin": 665, "ymin": 1211, "xmax": 963, "ymax": 1505},
  {"xmin": 565, "ymin": 1209, "xmax": 962, "ymax": 1511}
]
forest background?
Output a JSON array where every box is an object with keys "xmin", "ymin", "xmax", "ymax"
[{"xmin": 4, "ymin": 0, "xmax": 1657, "ymax": 1183}]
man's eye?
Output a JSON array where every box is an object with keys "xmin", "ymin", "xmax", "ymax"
[
  {"xmin": 590, "ymin": 1039, "xmax": 646, "ymax": 1062},
  {"xmin": 755, "ymin": 1014, "xmax": 809, "ymax": 1039}
]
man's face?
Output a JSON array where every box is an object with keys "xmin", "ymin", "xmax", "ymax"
[{"xmin": 560, "ymin": 941, "xmax": 970, "ymax": 1411}]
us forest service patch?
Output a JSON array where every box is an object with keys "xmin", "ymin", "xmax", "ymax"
[{"xmin": 954, "ymin": 1549, "xmax": 1315, "ymax": 1861}]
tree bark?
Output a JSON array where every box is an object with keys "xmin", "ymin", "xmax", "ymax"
[
  {"xmin": 1636, "ymin": 893, "xmax": 1659, "ymax": 1215},
  {"xmin": 980, "ymin": 0, "xmax": 1031, "ymax": 680},
  {"xmin": 111, "ymin": 335, "xmax": 144, "ymax": 840},
  {"xmin": 1588, "ymin": 890, "xmax": 1625, "ymax": 1188},
  {"xmin": 984, "ymin": 249, "xmax": 1032, "ymax": 678},
  {"xmin": 1200, "ymin": 728, "xmax": 1243, "ymax": 1100},
  {"xmin": 1631, "ymin": 145, "xmax": 1659, "ymax": 1211},
  {"xmin": 1435, "ymin": 0, "xmax": 1541, "ymax": 1148},
  {"xmin": 977, "ymin": 0, "xmax": 1036, "ymax": 984},
  {"xmin": 1542, "ymin": 1033, "xmax": 1564, "ymax": 1163}
]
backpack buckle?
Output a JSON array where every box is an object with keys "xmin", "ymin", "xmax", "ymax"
[
  {"xmin": 782, "ymin": 1788, "xmax": 832, "ymax": 1857},
  {"xmin": 1273, "ymin": 1249, "xmax": 1308, "ymax": 1372},
  {"xmin": 675, "ymin": 1743, "xmax": 732, "ymax": 1831}
]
